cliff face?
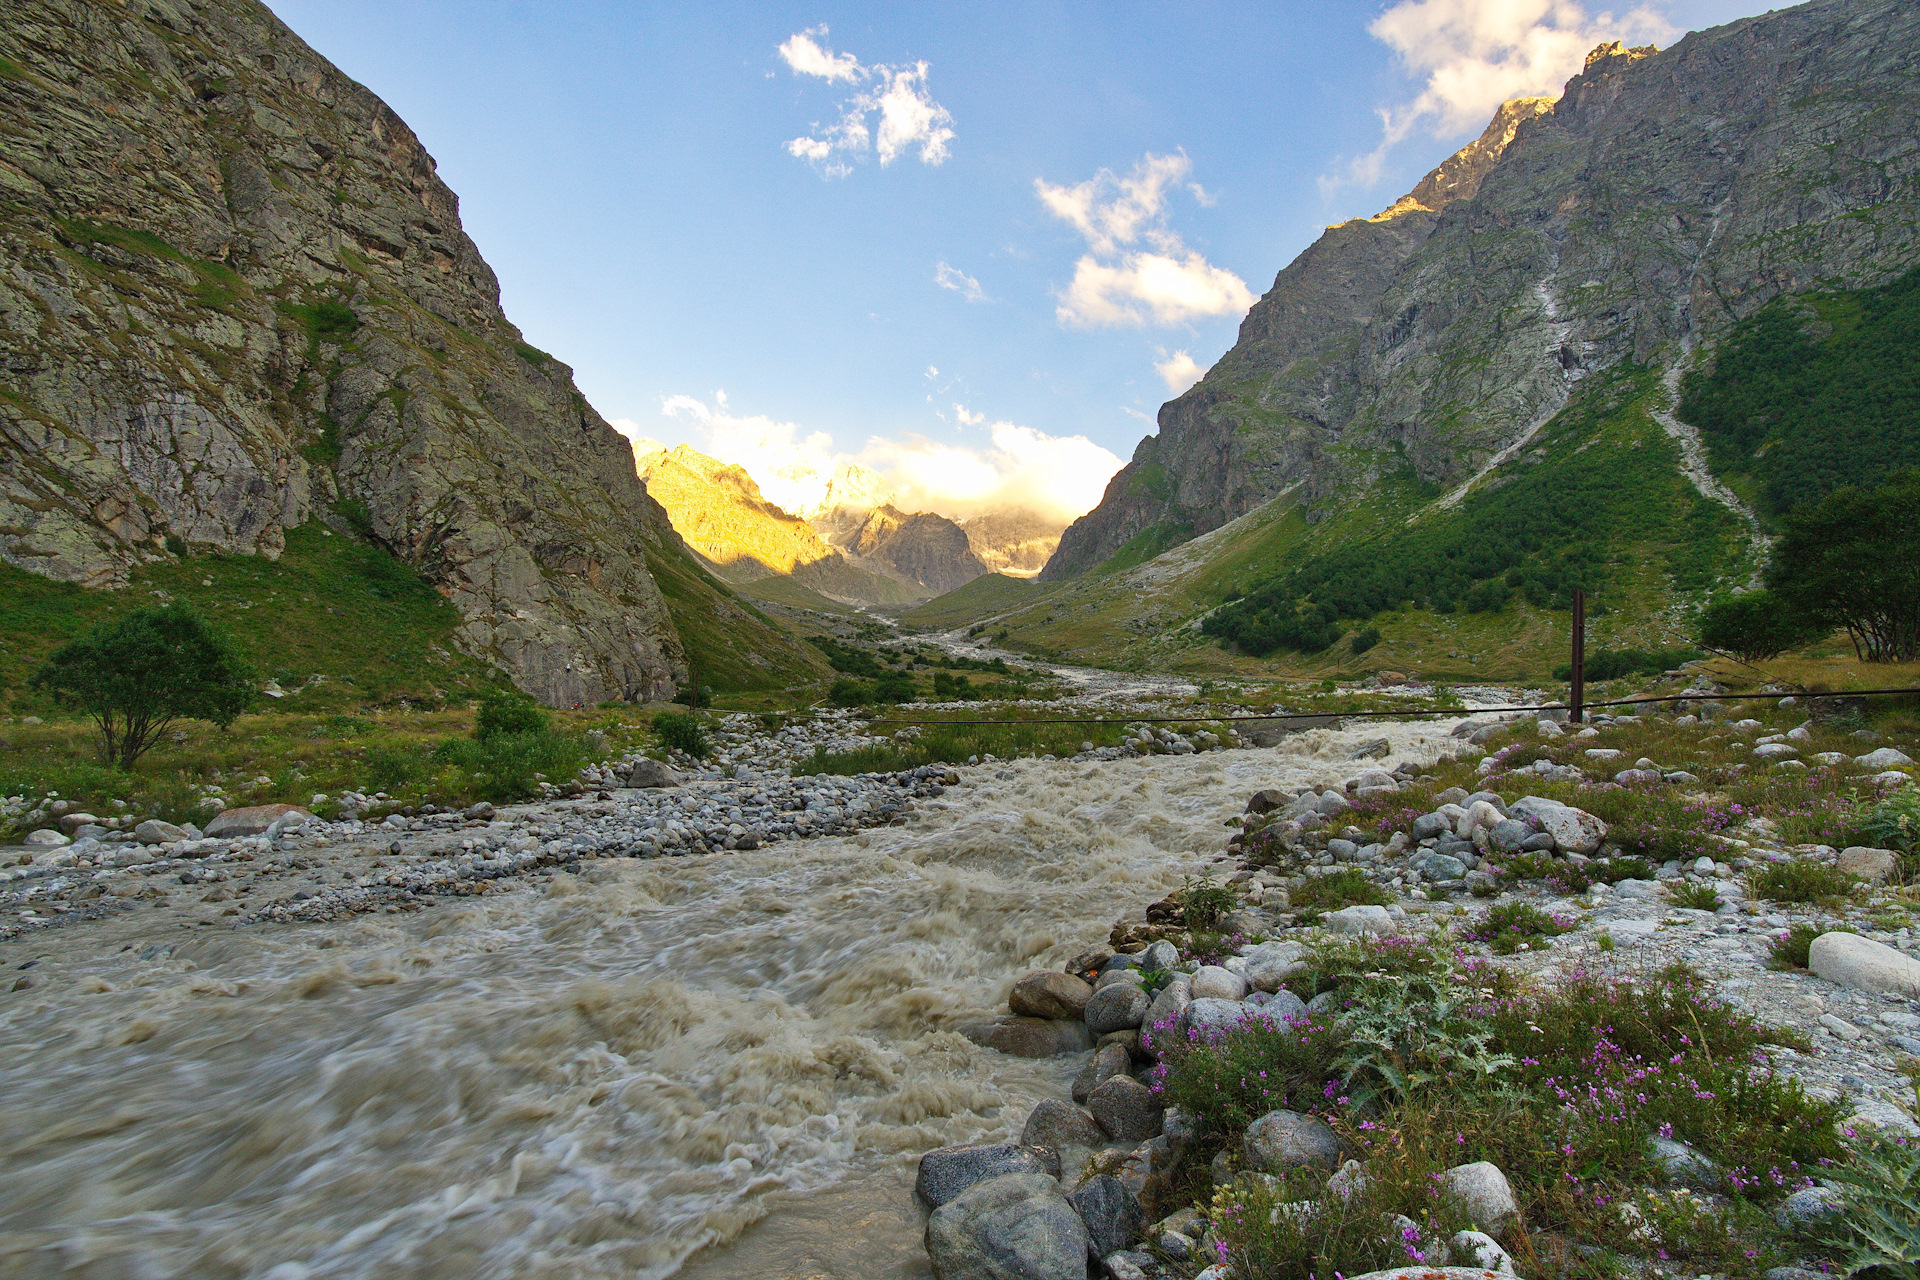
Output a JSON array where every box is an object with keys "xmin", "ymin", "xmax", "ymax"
[
  {"xmin": 1044, "ymin": 0, "xmax": 1920, "ymax": 579},
  {"xmin": 961, "ymin": 509, "xmax": 1064, "ymax": 577},
  {"xmin": 845, "ymin": 505, "xmax": 987, "ymax": 597},
  {"xmin": 0, "ymin": 0, "xmax": 705, "ymax": 704}
]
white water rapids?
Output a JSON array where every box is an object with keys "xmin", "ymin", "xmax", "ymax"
[{"xmin": 0, "ymin": 714, "xmax": 1481, "ymax": 1279}]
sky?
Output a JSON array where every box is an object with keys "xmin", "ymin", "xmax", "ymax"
[{"xmin": 269, "ymin": 0, "xmax": 1768, "ymax": 524}]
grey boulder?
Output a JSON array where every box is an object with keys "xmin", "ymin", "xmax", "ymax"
[
  {"xmin": 916, "ymin": 1143, "xmax": 1062, "ymax": 1209},
  {"xmin": 965, "ymin": 1018, "xmax": 1094, "ymax": 1058},
  {"xmin": 133, "ymin": 819, "xmax": 187, "ymax": 845},
  {"xmin": 1068, "ymin": 1174, "xmax": 1146, "ymax": 1259},
  {"xmin": 622, "ymin": 758, "xmax": 685, "ymax": 788},
  {"xmin": 925, "ymin": 1171, "xmax": 1091, "ymax": 1280},
  {"xmin": 1087, "ymin": 1076, "xmax": 1163, "ymax": 1142},
  {"xmin": 1243, "ymin": 1109, "xmax": 1342, "ymax": 1173},
  {"xmin": 1084, "ymin": 982, "xmax": 1152, "ymax": 1036},
  {"xmin": 1022, "ymin": 1099, "xmax": 1108, "ymax": 1150},
  {"xmin": 1072, "ymin": 1042, "xmax": 1132, "ymax": 1105}
]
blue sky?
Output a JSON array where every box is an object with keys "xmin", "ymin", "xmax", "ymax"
[{"xmin": 270, "ymin": 0, "xmax": 1766, "ymax": 522}]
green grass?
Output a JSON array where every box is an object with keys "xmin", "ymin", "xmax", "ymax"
[
  {"xmin": 639, "ymin": 538, "xmax": 833, "ymax": 694},
  {"xmin": 1749, "ymin": 859, "xmax": 1865, "ymax": 905},
  {"xmin": 791, "ymin": 712, "xmax": 1129, "ymax": 775},
  {"xmin": 55, "ymin": 217, "xmax": 252, "ymax": 313},
  {"xmin": 1288, "ymin": 867, "xmax": 1390, "ymax": 919},
  {"xmin": 898, "ymin": 573, "xmax": 1058, "ymax": 628}
]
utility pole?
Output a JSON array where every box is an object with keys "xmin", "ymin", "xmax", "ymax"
[{"xmin": 1570, "ymin": 589, "xmax": 1586, "ymax": 724}]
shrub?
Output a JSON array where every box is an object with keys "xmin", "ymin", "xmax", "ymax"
[
  {"xmin": 1348, "ymin": 625, "xmax": 1381, "ymax": 655},
  {"xmin": 1177, "ymin": 874, "xmax": 1238, "ymax": 930},
  {"xmin": 474, "ymin": 686, "xmax": 547, "ymax": 740},
  {"xmin": 651, "ymin": 710, "xmax": 709, "ymax": 759},
  {"xmin": 432, "ymin": 729, "xmax": 586, "ymax": 803},
  {"xmin": 1290, "ymin": 867, "xmax": 1389, "ymax": 919},
  {"xmin": 1750, "ymin": 858, "xmax": 1863, "ymax": 904},
  {"xmin": 29, "ymin": 604, "xmax": 252, "ymax": 769},
  {"xmin": 1857, "ymin": 788, "xmax": 1920, "ymax": 856},
  {"xmin": 828, "ymin": 678, "xmax": 870, "ymax": 707},
  {"xmin": 1698, "ymin": 590, "xmax": 1827, "ymax": 662},
  {"xmin": 873, "ymin": 671, "xmax": 916, "ymax": 703},
  {"xmin": 1668, "ymin": 880, "xmax": 1723, "ymax": 910},
  {"xmin": 1461, "ymin": 901, "xmax": 1575, "ymax": 953},
  {"xmin": 1768, "ymin": 471, "xmax": 1920, "ymax": 662},
  {"xmin": 1821, "ymin": 1131, "xmax": 1920, "ymax": 1280}
]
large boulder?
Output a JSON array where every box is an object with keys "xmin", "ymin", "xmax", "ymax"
[
  {"xmin": 965, "ymin": 1017, "xmax": 1094, "ymax": 1058},
  {"xmin": 133, "ymin": 819, "xmax": 187, "ymax": 845},
  {"xmin": 622, "ymin": 757, "xmax": 685, "ymax": 788},
  {"xmin": 1084, "ymin": 982, "xmax": 1152, "ymax": 1036},
  {"xmin": 1439, "ymin": 1161, "xmax": 1518, "ymax": 1232},
  {"xmin": 916, "ymin": 1143, "xmax": 1061, "ymax": 1209},
  {"xmin": 1140, "ymin": 977, "xmax": 1191, "ymax": 1054},
  {"xmin": 1189, "ymin": 965, "xmax": 1248, "ymax": 1001},
  {"xmin": 925, "ymin": 1172, "xmax": 1091, "ymax": 1280},
  {"xmin": 1810, "ymin": 931, "xmax": 1920, "ymax": 997},
  {"xmin": 1072, "ymin": 1042, "xmax": 1133, "ymax": 1104},
  {"xmin": 1243, "ymin": 1110, "xmax": 1342, "ymax": 1173},
  {"xmin": 1838, "ymin": 846, "xmax": 1901, "ymax": 883},
  {"xmin": 1241, "ymin": 941, "xmax": 1306, "ymax": 992},
  {"xmin": 1067, "ymin": 1174, "xmax": 1145, "ymax": 1259},
  {"xmin": 1183, "ymin": 997, "xmax": 1254, "ymax": 1041},
  {"xmin": 1321, "ymin": 905, "xmax": 1394, "ymax": 936},
  {"xmin": 1856, "ymin": 747, "xmax": 1916, "ymax": 770},
  {"xmin": 1507, "ymin": 796, "xmax": 1607, "ymax": 854},
  {"xmin": 202, "ymin": 803, "xmax": 314, "ymax": 839},
  {"xmin": 1022, "ymin": 1099, "xmax": 1108, "ymax": 1150},
  {"xmin": 1087, "ymin": 1076, "xmax": 1163, "ymax": 1142},
  {"xmin": 1010, "ymin": 971, "xmax": 1095, "ymax": 1020},
  {"xmin": 21, "ymin": 828, "xmax": 69, "ymax": 847}
]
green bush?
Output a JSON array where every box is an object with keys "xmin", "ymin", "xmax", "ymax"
[
  {"xmin": 1698, "ymin": 590, "xmax": 1827, "ymax": 662},
  {"xmin": 1462, "ymin": 901, "xmax": 1576, "ymax": 953},
  {"xmin": 1668, "ymin": 880, "xmax": 1723, "ymax": 911},
  {"xmin": 28, "ymin": 604, "xmax": 252, "ymax": 769},
  {"xmin": 873, "ymin": 671, "xmax": 916, "ymax": 703},
  {"xmin": 1177, "ymin": 874, "xmax": 1239, "ymax": 930},
  {"xmin": 651, "ymin": 710, "xmax": 709, "ymax": 759},
  {"xmin": 1768, "ymin": 471, "xmax": 1920, "ymax": 662},
  {"xmin": 1821, "ymin": 1130, "xmax": 1920, "ymax": 1280},
  {"xmin": 474, "ymin": 686, "xmax": 548, "ymax": 740},
  {"xmin": 1750, "ymin": 858, "xmax": 1863, "ymax": 904},
  {"xmin": 1768, "ymin": 922, "xmax": 1857, "ymax": 970},
  {"xmin": 1290, "ymin": 867, "xmax": 1389, "ymax": 919},
  {"xmin": 432, "ymin": 729, "xmax": 586, "ymax": 803},
  {"xmin": 1348, "ymin": 625, "xmax": 1381, "ymax": 655}
]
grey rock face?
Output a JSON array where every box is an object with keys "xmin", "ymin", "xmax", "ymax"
[
  {"xmin": 1046, "ymin": 2, "xmax": 1920, "ymax": 579},
  {"xmin": 924, "ymin": 1171, "xmax": 1091, "ymax": 1280},
  {"xmin": 0, "ymin": 0, "xmax": 721, "ymax": 705},
  {"xmin": 1243, "ymin": 1109, "xmax": 1343, "ymax": 1173},
  {"xmin": 1068, "ymin": 1175, "xmax": 1146, "ymax": 1260},
  {"xmin": 916, "ymin": 1143, "xmax": 1061, "ymax": 1209}
]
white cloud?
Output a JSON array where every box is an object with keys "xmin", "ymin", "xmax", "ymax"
[
  {"xmin": 935, "ymin": 260, "xmax": 987, "ymax": 302},
  {"xmin": 777, "ymin": 26, "xmax": 862, "ymax": 82},
  {"xmin": 654, "ymin": 393, "xmax": 1121, "ymax": 524},
  {"xmin": 780, "ymin": 32, "xmax": 954, "ymax": 176},
  {"xmin": 1036, "ymin": 152, "xmax": 1254, "ymax": 328},
  {"xmin": 1323, "ymin": 0, "xmax": 1676, "ymax": 196},
  {"xmin": 1154, "ymin": 350, "xmax": 1208, "ymax": 394},
  {"xmin": 954, "ymin": 404, "xmax": 984, "ymax": 426}
]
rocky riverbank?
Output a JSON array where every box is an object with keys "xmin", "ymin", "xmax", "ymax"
[{"xmin": 911, "ymin": 704, "xmax": 1920, "ymax": 1280}]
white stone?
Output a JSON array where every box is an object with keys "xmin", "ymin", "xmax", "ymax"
[
  {"xmin": 1857, "ymin": 747, "xmax": 1915, "ymax": 769},
  {"xmin": 1449, "ymin": 1229, "xmax": 1518, "ymax": 1276},
  {"xmin": 1439, "ymin": 1161, "xmax": 1518, "ymax": 1232},
  {"xmin": 1847, "ymin": 1100, "xmax": 1920, "ymax": 1138},
  {"xmin": 1818, "ymin": 1013, "xmax": 1862, "ymax": 1042},
  {"xmin": 1240, "ymin": 941, "xmax": 1306, "ymax": 992},
  {"xmin": 1458, "ymin": 800, "xmax": 1502, "ymax": 838},
  {"xmin": 1190, "ymin": 965, "xmax": 1249, "ymax": 1001},
  {"xmin": 1537, "ymin": 719, "xmax": 1563, "ymax": 737},
  {"xmin": 1321, "ymin": 905, "xmax": 1395, "ymax": 936},
  {"xmin": 1508, "ymin": 796, "xmax": 1607, "ymax": 854},
  {"xmin": 1753, "ymin": 743, "xmax": 1799, "ymax": 760},
  {"xmin": 21, "ymin": 829, "xmax": 69, "ymax": 847},
  {"xmin": 1810, "ymin": 931, "xmax": 1920, "ymax": 997}
]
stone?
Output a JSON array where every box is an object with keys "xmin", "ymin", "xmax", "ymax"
[
  {"xmin": 965, "ymin": 1018, "xmax": 1095, "ymax": 1058},
  {"xmin": 1189, "ymin": 965, "xmax": 1248, "ymax": 1001},
  {"xmin": 1415, "ymin": 853, "xmax": 1468, "ymax": 881},
  {"xmin": 1010, "ymin": 971, "xmax": 1096, "ymax": 1020},
  {"xmin": 1241, "ymin": 941, "xmax": 1306, "ymax": 992},
  {"xmin": 1022, "ymin": 1099, "xmax": 1108, "ymax": 1149},
  {"xmin": 1073, "ymin": 1042, "xmax": 1133, "ymax": 1104},
  {"xmin": 1262, "ymin": 988, "xmax": 1309, "ymax": 1023},
  {"xmin": 1411, "ymin": 812, "xmax": 1452, "ymax": 840},
  {"xmin": 1847, "ymin": 1100, "xmax": 1920, "ymax": 1138},
  {"xmin": 1810, "ymin": 932, "xmax": 1920, "ymax": 998},
  {"xmin": 202, "ymin": 804, "xmax": 315, "ymax": 839},
  {"xmin": 1537, "ymin": 718, "xmax": 1563, "ymax": 737},
  {"xmin": 1246, "ymin": 789, "xmax": 1290, "ymax": 814},
  {"xmin": 1487, "ymin": 818, "xmax": 1531, "ymax": 853},
  {"xmin": 1244, "ymin": 1110, "xmax": 1342, "ymax": 1173},
  {"xmin": 925, "ymin": 1171, "xmax": 1091, "ymax": 1280},
  {"xmin": 623, "ymin": 758, "xmax": 686, "ymax": 788},
  {"xmin": 1507, "ymin": 796, "xmax": 1607, "ymax": 854},
  {"xmin": 1349, "ymin": 738, "xmax": 1390, "ymax": 760},
  {"xmin": 133, "ymin": 819, "xmax": 186, "ymax": 845},
  {"xmin": 1140, "ymin": 976, "xmax": 1191, "ymax": 1049},
  {"xmin": 1857, "ymin": 747, "xmax": 1916, "ymax": 770},
  {"xmin": 1183, "ymin": 997, "xmax": 1254, "ymax": 1041},
  {"xmin": 1084, "ymin": 982, "xmax": 1152, "ymax": 1036},
  {"xmin": 55, "ymin": 812, "xmax": 101, "ymax": 835},
  {"xmin": 1069, "ymin": 1175, "xmax": 1146, "ymax": 1260},
  {"xmin": 1753, "ymin": 742, "xmax": 1799, "ymax": 760},
  {"xmin": 1459, "ymin": 799, "xmax": 1503, "ymax": 836},
  {"xmin": 1448, "ymin": 1230, "xmax": 1517, "ymax": 1276},
  {"xmin": 1329, "ymin": 1158, "xmax": 1370, "ymax": 1200},
  {"xmin": 1838, "ymin": 846, "xmax": 1901, "ymax": 883},
  {"xmin": 1819, "ymin": 1013, "xmax": 1862, "ymax": 1042},
  {"xmin": 22, "ymin": 829, "xmax": 69, "ymax": 847},
  {"xmin": 916, "ymin": 1143, "xmax": 1062, "ymax": 1209},
  {"xmin": 1095, "ymin": 968, "xmax": 1146, "ymax": 991},
  {"xmin": 1139, "ymin": 941, "xmax": 1180, "ymax": 972},
  {"xmin": 463, "ymin": 801, "xmax": 496, "ymax": 821},
  {"xmin": 1774, "ymin": 1186, "xmax": 1846, "ymax": 1234},
  {"xmin": 1100, "ymin": 1252, "xmax": 1154, "ymax": 1280},
  {"xmin": 1316, "ymin": 791, "xmax": 1354, "ymax": 816},
  {"xmin": 1648, "ymin": 1136, "xmax": 1720, "ymax": 1190},
  {"xmin": 1321, "ymin": 905, "xmax": 1394, "ymax": 935},
  {"xmin": 1439, "ymin": 1161, "xmax": 1517, "ymax": 1232},
  {"xmin": 1088, "ymin": 1075, "xmax": 1163, "ymax": 1142}
]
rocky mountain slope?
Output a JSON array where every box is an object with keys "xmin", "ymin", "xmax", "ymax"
[
  {"xmin": 1045, "ymin": 0, "xmax": 1920, "ymax": 582},
  {"xmin": 0, "ymin": 0, "xmax": 823, "ymax": 703},
  {"xmin": 835, "ymin": 504, "xmax": 988, "ymax": 597},
  {"xmin": 630, "ymin": 441, "xmax": 913, "ymax": 603},
  {"xmin": 961, "ymin": 509, "xmax": 1065, "ymax": 577}
]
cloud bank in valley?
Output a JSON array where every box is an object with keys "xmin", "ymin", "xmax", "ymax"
[
  {"xmin": 612, "ymin": 394, "xmax": 1122, "ymax": 525},
  {"xmin": 1323, "ymin": 0, "xmax": 1676, "ymax": 196}
]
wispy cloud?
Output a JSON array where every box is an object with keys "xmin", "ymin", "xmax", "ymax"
[
  {"xmin": 642, "ymin": 393, "xmax": 1121, "ymax": 523},
  {"xmin": 1036, "ymin": 152, "xmax": 1254, "ymax": 327},
  {"xmin": 1321, "ymin": 0, "xmax": 1676, "ymax": 197},
  {"xmin": 779, "ymin": 27, "xmax": 954, "ymax": 177},
  {"xmin": 934, "ymin": 260, "xmax": 987, "ymax": 302},
  {"xmin": 1154, "ymin": 349, "xmax": 1208, "ymax": 394}
]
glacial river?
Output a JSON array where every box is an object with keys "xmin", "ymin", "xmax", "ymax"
[{"xmin": 0, "ymin": 705, "xmax": 1481, "ymax": 1279}]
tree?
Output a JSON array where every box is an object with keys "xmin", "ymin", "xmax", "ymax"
[
  {"xmin": 474, "ymin": 685, "xmax": 548, "ymax": 739},
  {"xmin": 1696, "ymin": 590, "xmax": 1828, "ymax": 663},
  {"xmin": 30, "ymin": 605, "xmax": 252, "ymax": 769},
  {"xmin": 1767, "ymin": 471, "xmax": 1920, "ymax": 662}
]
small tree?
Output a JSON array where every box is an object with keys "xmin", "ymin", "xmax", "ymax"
[
  {"xmin": 1696, "ymin": 590, "xmax": 1827, "ymax": 663},
  {"xmin": 474, "ymin": 686, "xmax": 548, "ymax": 739},
  {"xmin": 1768, "ymin": 472, "xmax": 1920, "ymax": 661},
  {"xmin": 30, "ymin": 605, "xmax": 252, "ymax": 769}
]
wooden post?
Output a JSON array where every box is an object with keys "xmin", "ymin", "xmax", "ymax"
[{"xmin": 1570, "ymin": 589, "xmax": 1586, "ymax": 724}]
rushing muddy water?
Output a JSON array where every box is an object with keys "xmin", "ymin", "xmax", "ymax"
[{"xmin": 0, "ymin": 716, "xmax": 1477, "ymax": 1279}]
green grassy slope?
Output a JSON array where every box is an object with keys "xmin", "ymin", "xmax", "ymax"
[
  {"xmin": 732, "ymin": 574, "xmax": 867, "ymax": 618},
  {"xmin": 898, "ymin": 573, "xmax": 1060, "ymax": 629},
  {"xmin": 639, "ymin": 536, "xmax": 835, "ymax": 693}
]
